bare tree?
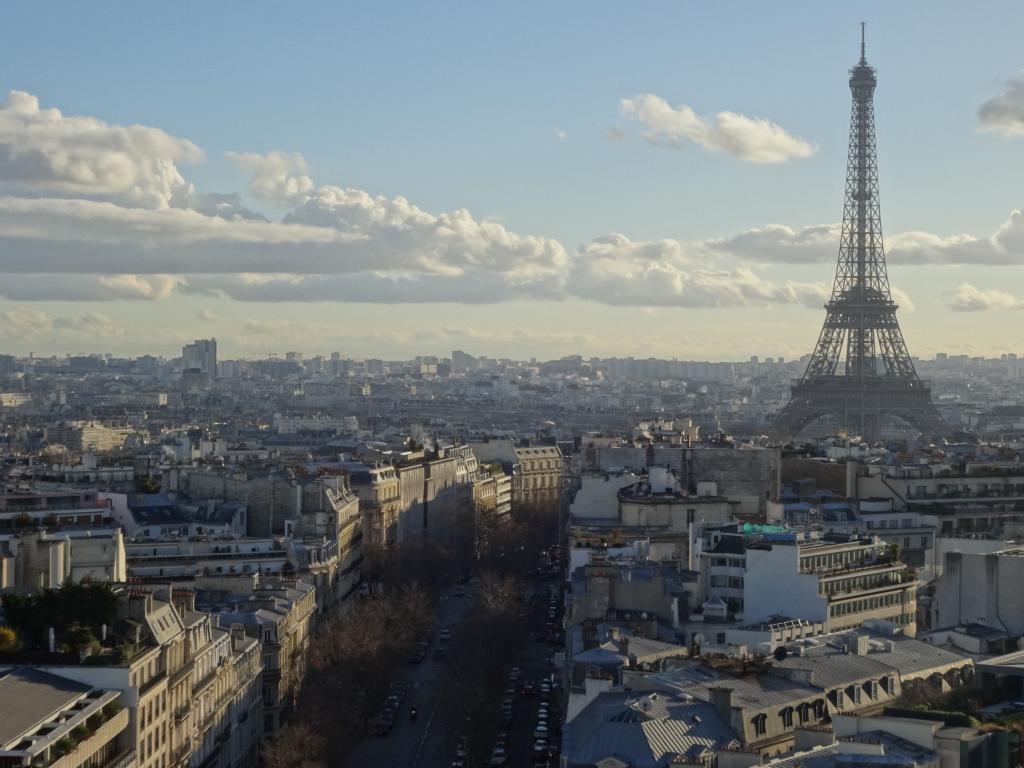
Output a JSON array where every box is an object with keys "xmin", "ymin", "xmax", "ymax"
[{"xmin": 261, "ymin": 722, "xmax": 326, "ymax": 768}]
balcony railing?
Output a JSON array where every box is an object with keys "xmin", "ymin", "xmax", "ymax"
[
  {"xmin": 104, "ymin": 749, "xmax": 137, "ymax": 768},
  {"xmin": 48, "ymin": 709, "xmax": 131, "ymax": 768}
]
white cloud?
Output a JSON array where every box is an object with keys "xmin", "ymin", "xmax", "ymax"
[
  {"xmin": 554, "ymin": 130, "xmax": 568, "ymax": 141},
  {"xmin": 98, "ymin": 274, "xmax": 179, "ymax": 300},
  {"xmin": 0, "ymin": 274, "xmax": 179, "ymax": 301},
  {"xmin": 706, "ymin": 211, "xmax": 1024, "ymax": 267},
  {"xmin": 707, "ymin": 223, "xmax": 840, "ymax": 263},
  {"xmin": 888, "ymin": 286, "xmax": 915, "ymax": 313},
  {"xmin": 568, "ymin": 233, "xmax": 829, "ymax": 308},
  {"xmin": 0, "ymin": 89, "xmax": 1014, "ymax": 316},
  {"xmin": 619, "ymin": 93, "xmax": 815, "ymax": 163},
  {"xmin": 947, "ymin": 283, "xmax": 1023, "ymax": 312},
  {"xmin": 226, "ymin": 150, "xmax": 315, "ymax": 207},
  {"xmin": 979, "ymin": 78, "xmax": 1024, "ymax": 137},
  {"xmin": 284, "ymin": 186, "xmax": 567, "ymax": 282},
  {"xmin": 0, "ymin": 90, "xmax": 203, "ymax": 209},
  {"xmin": 606, "ymin": 125, "xmax": 626, "ymax": 141},
  {"xmin": 0, "ymin": 308, "xmax": 124, "ymax": 342},
  {"xmin": 0, "ymin": 191, "xmax": 566, "ymax": 285},
  {"xmin": 197, "ymin": 308, "xmax": 218, "ymax": 322},
  {"xmin": 241, "ymin": 317, "xmax": 279, "ymax": 336},
  {"xmin": 182, "ymin": 271, "xmax": 559, "ymax": 304}
]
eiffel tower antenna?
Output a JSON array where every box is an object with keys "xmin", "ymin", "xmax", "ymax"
[{"xmin": 773, "ymin": 28, "xmax": 946, "ymax": 442}]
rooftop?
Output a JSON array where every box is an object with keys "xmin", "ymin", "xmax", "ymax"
[
  {"xmin": 564, "ymin": 691, "xmax": 739, "ymax": 768},
  {"xmin": 0, "ymin": 667, "xmax": 92, "ymax": 748}
]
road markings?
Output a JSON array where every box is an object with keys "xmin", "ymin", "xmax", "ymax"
[{"xmin": 410, "ymin": 671, "xmax": 441, "ymax": 767}]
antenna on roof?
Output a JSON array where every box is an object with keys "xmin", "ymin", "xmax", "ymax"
[{"xmin": 860, "ymin": 22, "xmax": 866, "ymax": 64}]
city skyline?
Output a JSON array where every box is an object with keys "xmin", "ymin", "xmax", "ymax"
[{"xmin": 2, "ymin": 2, "xmax": 1024, "ymax": 360}]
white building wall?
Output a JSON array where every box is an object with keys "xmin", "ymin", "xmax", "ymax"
[
  {"xmin": 570, "ymin": 473, "xmax": 640, "ymax": 520},
  {"xmin": 100, "ymin": 492, "xmax": 139, "ymax": 537},
  {"xmin": 743, "ymin": 545, "xmax": 827, "ymax": 624},
  {"xmin": 935, "ymin": 549, "xmax": 1024, "ymax": 634}
]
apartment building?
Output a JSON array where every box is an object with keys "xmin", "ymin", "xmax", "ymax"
[
  {"xmin": 569, "ymin": 469, "xmax": 734, "ymax": 568},
  {"xmin": 586, "ymin": 445, "xmax": 781, "ymax": 519},
  {"xmin": 760, "ymin": 710, "xmax": 1013, "ymax": 768},
  {"xmin": 341, "ymin": 462, "xmax": 400, "ymax": 546},
  {"xmin": 197, "ymin": 576, "xmax": 316, "ymax": 736},
  {"xmin": 0, "ymin": 490, "xmax": 114, "ymax": 531},
  {"xmin": 1, "ymin": 528, "xmax": 126, "ymax": 591},
  {"xmin": 165, "ymin": 591, "xmax": 262, "ymax": 768},
  {"xmin": 850, "ymin": 461, "xmax": 1024, "ymax": 538},
  {"xmin": 474, "ymin": 464, "xmax": 512, "ymax": 521},
  {"xmin": 934, "ymin": 548, "xmax": 1024, "ymax": 636},
  {"xmin": 124, "ymin": 487, "xmax": 361, "ymax": 620},
  {"xmin": 271, "ymin": 413, "xmax": 358, "ymax": 435},
  {"xmin": 0, "ymin": 668, "xmax": 133, "ymax": 768},
  {"xmin": 512, "ymin": 445, "xmax": 564, "ymax": 510},
  {"xmin": 47, "ymin": 421, "xmax": 134, "ymax": 453},
  {"xmin": 743, "ymin": 532, "xmax": 918, "ymax": 636},
  {"xmin": 565, "ymin": 626, "xmax": 972, "ymax": 765},
  {"xmin": 125, "ymin": 538, "xmax": 289, "ymax": 582}
]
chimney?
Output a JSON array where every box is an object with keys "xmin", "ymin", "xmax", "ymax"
[
  {"xmin": 230, "ymin": 623, "xmax": 247, "ymax": 651},
  {"xmin": 172, "ymin": 589, "xmax": 196, "ymax": 615},
  {"xmin": 125, "ymin": 590, "xmax": 153, "ymax": 622},
  {"xmin": 849, "ymin": 634, "xmax": 870, "ymax": 655},
  {"xmin": 709, "ymin": 686, "xmax": 734, "ymax": 721}
]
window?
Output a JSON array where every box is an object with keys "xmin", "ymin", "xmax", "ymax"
[
  {"xmin": 902, "ymin": 518, "xmax": 912, "ymax": 528},
  {"xmin": 687, "ymin": 509, "xmax": 696, "ymax": 525},
  {"xmin": 780, "ymin": 707, "xmax": 793, "ymax": 728},
  {"xmin": 904, "ymin": 538, "xmax": 910, "ymax": 550},
  {"xmin": 752, "ymin": 714, "xmax": 767, "ymax": 737},
  {"xmin": 921, "ymin": 536, "xmax": 928, "ymax": 549}
]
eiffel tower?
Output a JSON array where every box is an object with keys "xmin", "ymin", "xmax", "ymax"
[{"xmin": 773, "ymin": 26, "xmax": 946, "ymax": 442}]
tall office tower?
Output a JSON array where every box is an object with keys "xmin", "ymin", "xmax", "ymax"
[{"xmin": 182, "ymin": 338, "xmax": 218, "ymax": 378}]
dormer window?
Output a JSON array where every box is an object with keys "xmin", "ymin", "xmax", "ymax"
[{"xmin": 752, "ymin": 713, "xmax": 767, "ymax": 737}]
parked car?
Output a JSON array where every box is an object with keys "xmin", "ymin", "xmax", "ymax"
[
  {"xmin": 490, "ymin": 745, "xmax": 508, "ymax": 765},
  {"xmin": 533, "ymin": 725, "xmax": 549, "ymax": 740},
  {"xmin": 440, "ymin": 628, "xmax": 453, "ymax": 641}
]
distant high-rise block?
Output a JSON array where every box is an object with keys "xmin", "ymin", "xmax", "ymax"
[{"xmin": 181, "ymin": 338, "xmax": 217, "ymax": 378}]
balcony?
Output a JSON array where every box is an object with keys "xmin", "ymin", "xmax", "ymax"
[
  {"xmin": 171, "ymin": 742, "xmax": 191, "ymax": 765},
  {"xmin": 341, "ymin": 553, "xmax": 365, "ymax": 576},
  {"xmin": 48, "ymin": 708, "xmax": 130, "ymax": 768},
  {"xmin": 174, "ymin": 702, "xmax": 192, "ymax": 722},
  {"xmin": 104, "ymin": 750, "xmax": 136, "ymax": 768}
]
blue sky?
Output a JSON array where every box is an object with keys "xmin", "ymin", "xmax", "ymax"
[{"xmin": 1, "ymin": 1, "xmax": 1023, "ymax": 360}]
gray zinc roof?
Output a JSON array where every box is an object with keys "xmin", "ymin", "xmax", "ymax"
[
  {"xmin": 566, "ymin": 692, "xmax": 738, "ymax": 768},
  {"xmin": 0, "ymin": 668, "xmax": 91, "ymax": 748}
]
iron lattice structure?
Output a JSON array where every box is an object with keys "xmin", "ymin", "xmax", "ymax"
[{"xmin": 774, "ymin": 29, "xmax": 946, "ymax": 441}]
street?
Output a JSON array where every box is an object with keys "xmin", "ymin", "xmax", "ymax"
[
  {"xmin": 346, "ymin": 585, "xmax": 473, "ymax": 768},
  {"xmin": 345, "ymin": 571, "xmax": 563, "ymax": 768}
]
